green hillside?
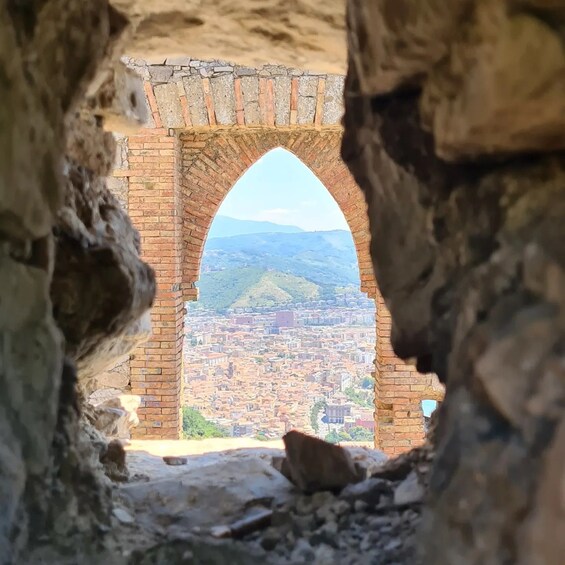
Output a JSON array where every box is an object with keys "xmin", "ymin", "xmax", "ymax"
[
  {"xmin": 197, "ymin": 267, "xmax": 264, "ymax": 310},
  {"xmin": 202, "ymin": 230, "xmax": 359, "ymax": 287},
  {"xmin": 198, "ymin": 269, "xmax": 321, "ymax": 310},
  {"xmin": 232, "ymin": 272, "xmax": 320, "ymax": 308},
  {"xmin": 196, "ymin": 228, "xmax": 361, "ymax": 311}
]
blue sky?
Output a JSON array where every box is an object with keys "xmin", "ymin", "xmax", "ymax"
[
  {"xmin": 421, "ymin": 400, "xmax": 438, "ymax": 417},
  {"xmin": 216, "ymin": 148, "xmax": 350, "ymax": 232}
]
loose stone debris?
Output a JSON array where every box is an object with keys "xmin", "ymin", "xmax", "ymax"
[
  {"xmin": 113, "ymin": 507, "xmax": 135, "ymax": 525},
  {"xmin": 163, "ymin": 456, "xmax": 188, "ymax": 466},
  {"xmin": 115, "ymin": 434, "xmax": 431, "ymax": 564},
  {"xmin": 210, "ymin": 508, "xmax": 274, "ymax": 539},
  {"xmin": 393, "ymin": 472, "xmax": 425, "ymax": 506}
]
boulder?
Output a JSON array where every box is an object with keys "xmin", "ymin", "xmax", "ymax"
[
  {"xmin": 343, "ymin": 1, "xmax": 565, "ymax": 563},
  {"xmin": 52, "ymin": 130, "xmax": 155, "ymax": 387},
  {"xmin": 282, "ymin": 431, "xmax": 362, "ymax": 493},
  {"xmin": 88, "ymin": 392, "xmax": 141, "ymax": 438}
]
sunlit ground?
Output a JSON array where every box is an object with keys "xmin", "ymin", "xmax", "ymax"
[{"xmin": 126, "ymin": 438, "xmax": 374, "ymax": 458}]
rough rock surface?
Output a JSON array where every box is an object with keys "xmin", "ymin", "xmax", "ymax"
[
  {"xmin": 343, "ymin": 1, "xmax": 565, "ymax": 563},
  {"xmin": 111, "ymin": 0, "xmax": 347, "ymax": 73},
  {"xmin": 53, "ymin": 111, "xmax": 155, "ymax": 390},
  {"xmin": 0, "ymin": 2, "xmax": 156, "ymax": 562},
  {"xmin": 0, "ymin": 2, "xmax": 132, "ymax": 562},
  {"xmin": 110, "ymin": 443, "xmax": 427, "ymax": 565}
]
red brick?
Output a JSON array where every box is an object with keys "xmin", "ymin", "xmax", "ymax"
[{"xmin": 125, "ymin": 127, "xmax": 441, "ymax": 447}]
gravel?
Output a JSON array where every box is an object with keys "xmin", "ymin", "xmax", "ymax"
[{"xmin": 240, "ymin": 477, "xmax": 425, "ymax": 564}]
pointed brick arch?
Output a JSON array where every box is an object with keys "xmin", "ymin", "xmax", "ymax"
[
  {"xmin": 112, "ymin": 58, "xmax": 444, "ymax": 453},
  {"xmin": 178, "ymin": 128, "xmax": 375, "ymax": 303}
]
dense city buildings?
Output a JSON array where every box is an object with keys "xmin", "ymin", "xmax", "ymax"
[{"xmin": 183, "ymin": 296, "xmax": 378, "ymax": 440}]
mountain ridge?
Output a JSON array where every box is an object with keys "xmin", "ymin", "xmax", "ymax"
[
  {"xmin": 207, "ymin": 215, "xmax": 304, "ymax": 239},
  {"xmin": 197, "ymin": 229, "xmax": 361, "ymax": 311},
  {"xmin": 202, "ymin": 229, "xmax": 358, "ymax": 287}
]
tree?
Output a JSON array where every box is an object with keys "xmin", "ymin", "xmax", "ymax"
[
  {"xmin": 324, "ymin": 430, "xmax": 341, "ymax": 444},
  {"xmin": 182, "ymin": 407, "xmax": 229, "ymax": 439},
  {"xmin": 310, "ymin": 399, "xmax": 327, "ymax": 434},
  {"xmin": 344, "ymin": 386, "xmax": 373, "ymax": 408},
  {"xmin": 361, "ymin": 377, "xmax": 373, "ymax": 390},
  {"xmin": 348, "ymin": 426, "xmax": 374, "ymax": 441}
]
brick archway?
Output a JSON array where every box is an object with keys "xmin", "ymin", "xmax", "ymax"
[
  {"xmin": 110, "ymin": 57, "xmax": 444, "ymax": 454},
  {"xmin": 178, "ymin": 128, "xmax": 375, "ymax": 302}
]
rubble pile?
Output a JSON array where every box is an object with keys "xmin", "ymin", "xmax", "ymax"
[
  {"xmin": 243, "ymin": 432, "xmax": 432, "ymax": 564},
  {"xmin": 246, "ymin": 466, "xmax": 427, "ymax": 564},
  {"xmin": 120, "ymin": 431, "xmax": 434, "ymax": 564}
]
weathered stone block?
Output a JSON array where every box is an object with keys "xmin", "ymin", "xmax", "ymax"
[
  {"xmin": 241, "ymin": 76, "xmax": 261, "ymax": 125},
  {"xmin": 153, "ymin": 83, "xmax": 185, "ymax": 128},
  {"xmin": 210, "ymin": 74, "xmax": 236, "ymax": 125},
  {"xmin": 274, "ymin": 76, "xmax": 291, "ymax": 126},
  {"xmin": 172, "ymin": 70, "xmax": 191, "ymax": 80},
  {"xmin": 297, "ymin": 95, "xmax": 316, "ymax": 125},
  {"xmin": 166, "ymin": 57, "xmax": 191, "ymax": 66},
  {"xmin": 322, "ymin": 75, "xmax": 344, "ymax": 125},
  {"xmin": 236, "ymin": 67, "xmax": 257, "ymax": 76},
  {"xmin": 183, "ymin": 76, "xmax": 209, "ymax": 126},
  {"xmin": 298, "ymin": 75, "xmax": 318, "ymax": 97},
  {"xmin": 148, "ymin": 65, "xmax": 173, "ymax": 82}
]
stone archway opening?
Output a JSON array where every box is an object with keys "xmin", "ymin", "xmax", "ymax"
[
  {"xmin": 109, "ymin": 58, "xmax": 441, "ymax": 455},
  {"xmin": 182, "ymin": 146, "xmax": 378, "ymax": 443}
]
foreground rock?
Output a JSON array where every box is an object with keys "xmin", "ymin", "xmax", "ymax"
[
  {"xmin": 343, "ymin": 1, "xmax": 565, "ymax": 563},
  {"xmin": 282, "ymin": 431, "xmax": 363, "ymax": 493},
  {"xmin": 115, "ymin": 443, "xmax": 427, "ymax": 565},
  {"xmin": 53, "ymin": 111, "xmax": 155, "ymax": 390},
  {"xmin": 118, "ymin": 449, "xmax": 296, "ymax": 533}
]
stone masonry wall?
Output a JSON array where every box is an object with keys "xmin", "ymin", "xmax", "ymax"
[{"xmin": 125, "ymin": 57, "xmax": 345, "ymax": 129}]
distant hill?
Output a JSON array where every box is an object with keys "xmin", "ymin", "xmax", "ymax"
[
  {"xmin": 207, "ymin": 216, "xmax": 304, "ymax": 239},
  {"xmin": 202, "ymin": 230, "xmax": 359, "ymax": 287},
  {"xmin": 197, "ymin": 230, "xmax": 361, "ymax": 310},
  {"xmin": 198, "ymin": 269, "xmax": 321, "ymax": 310}
]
